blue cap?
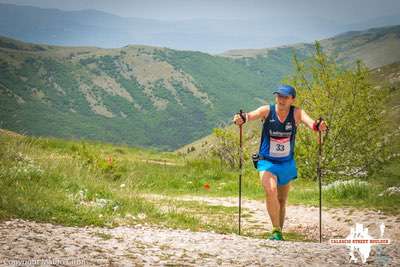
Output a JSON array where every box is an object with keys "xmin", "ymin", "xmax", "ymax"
[{"xmin": 273, "ymin": 85, "xmax": 296, "ymax": 98}]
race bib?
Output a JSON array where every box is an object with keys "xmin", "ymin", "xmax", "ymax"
[{"xmin": 269, "ymin": 137, "xmax": 291, "ymax": 157}]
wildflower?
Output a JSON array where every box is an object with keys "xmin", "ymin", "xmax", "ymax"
[
  {"xmin": 120, "ymin": 183, "xmax": 126, "ymax": 188},
  {"xmin": 107, "ymin": 156, "xmax": 113, "ymax": 165},
  {"xmin": 203, "ymin": 183, "xmax": 210, "ymax": 190}
]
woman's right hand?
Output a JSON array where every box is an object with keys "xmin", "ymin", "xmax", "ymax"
[{"xmin": 233, "ymin": 113, "xmax": 245, "ymax": 126}]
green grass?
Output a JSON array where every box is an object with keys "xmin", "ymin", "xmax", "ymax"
[
  {"xmin": 0, "ymin": 134, "xmax": 252, "ymax": 237},
  {"xmin": 288, "ymin": 169, "xmax": 400, "ymax": 214},
  {"xmin": 0, "ymin": 132, "xmax": 398, "ymax": 242}
]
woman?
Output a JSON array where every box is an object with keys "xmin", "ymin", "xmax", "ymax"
[{"xmin": 233, "ymin": 84, "xmax": 327, "ymax": 240}]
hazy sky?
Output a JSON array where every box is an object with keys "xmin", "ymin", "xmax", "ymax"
[{"xmin": 1, "ymin": 0, "xmax": 399, "ymax": 22}]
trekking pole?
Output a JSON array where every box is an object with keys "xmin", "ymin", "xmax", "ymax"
[
  {"xmin": 317, "ymin": 117, "xmax": 323, "ymax": 243},
  {"xmin": 238, "ymin": 109, "xmax": 245, "ymax": 235}
]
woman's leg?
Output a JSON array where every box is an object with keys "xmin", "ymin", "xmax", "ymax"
[
  {"xmin": 260, "ymin": 171, "xmax": 280, "ymax": 229},
  {"xmin": 277, "ymin": 183, "xmax": 291, "ymax": 229}
]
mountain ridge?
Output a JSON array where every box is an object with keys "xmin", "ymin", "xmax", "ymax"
[
  {"xmin": 1, "ymin": 25, "xmax": 400, "ymax": 150},
  {"xmin": 2, "ymin": 3, "xmax": 400, "ymax": 53}
]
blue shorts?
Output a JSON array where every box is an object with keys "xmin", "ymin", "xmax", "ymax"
[{"xmin": 257, "ymin": 159, "xmax": 297, "ymax": 186}]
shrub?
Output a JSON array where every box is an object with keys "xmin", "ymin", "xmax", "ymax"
[{"xmin": 289, "ymin": 42, "xmax": 394, "ymax": 181}]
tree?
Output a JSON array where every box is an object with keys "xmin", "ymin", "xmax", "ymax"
[{"xmin": 289, "ymin": 42, "xmax": 393, "ymax": 181}]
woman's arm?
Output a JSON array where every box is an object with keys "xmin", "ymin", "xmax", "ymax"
[
  {"xmin": 295, "ymin": 108, "xmax": 327, "ymax": 131},
  {"xmin": 233, "ymin": 105, "xmax": 270, "ymax": 125}
]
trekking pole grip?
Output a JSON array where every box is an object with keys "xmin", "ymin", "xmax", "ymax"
[{"xmin": 239, "ymin": 109, "xmax": 246, "ymax": 124}]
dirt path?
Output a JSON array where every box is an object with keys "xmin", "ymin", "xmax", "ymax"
[
  {"xmin": 144, "ymin": 194, "xmax": 400, "ymax": 242},
  {"xmin": 1, "ymin": 219, "xmax": 398, "ymax": 266},
  {"xmin": 1, "ymin": 196, "xmax": 399, "ymax": 266}
]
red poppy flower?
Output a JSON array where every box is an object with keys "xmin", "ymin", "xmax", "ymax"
[{"xmin": 203, "ymin": 183, "xmax": 210, "ymax": 190}]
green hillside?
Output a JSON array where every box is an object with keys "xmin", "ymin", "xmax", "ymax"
[
  {"xmin": 0, "ymin": 38, "xmax": 285, "ymax": 150},
  {"xmin": 1, "ymin": 25, "xmax": 400, "ymax": 150},
  {"xmin": 370, "ymin": 61, "xmax": 400, "ymax": 153}
]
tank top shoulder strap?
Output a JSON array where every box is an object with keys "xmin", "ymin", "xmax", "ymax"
[
  {"xmin": 267, "ymin": 104, "xmax": 275, "ymax": 120},
  {"xmin": 260, "ymin": 104, "xmax": 273, "ymax": 140},
  {"xmin": 288, "ymin": 105, "xmax": 295, "ymax": 123}
]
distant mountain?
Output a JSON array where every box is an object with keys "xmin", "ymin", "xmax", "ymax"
[
  {"xmin": 0, "ymin": 3, "xmax": 166, "ymax": 48},
  {"xmin": 222, "ymin": 25, "xmax": 400, "ymax": 69},
  {"xmin": 1, "ymin": 3, "xmax": 400, "ymax": 53},
  {"xmin": 1, "ymin": 25, "xmax": 400, "ymax": 150},
  {"xmin": 346, "ymin": 14, "xmax": 400, "ymax": 31}
]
